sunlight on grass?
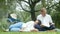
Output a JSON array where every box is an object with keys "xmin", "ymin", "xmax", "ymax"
[{"xmin": 0, "ymin": 32, "xmax": 59, "ymax": 34}]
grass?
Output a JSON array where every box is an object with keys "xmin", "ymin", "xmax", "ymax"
[
  {"xmin": 0, "ymin": 32, "xmax": 60, "ymax": 34},
  {"xmin": 0, "ymin": 18, "xmax": 60, "ymax": 34}
]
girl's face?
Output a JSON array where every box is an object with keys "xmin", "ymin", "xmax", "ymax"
[{"xmin": 34, "ymin": 20, "xmax": 39, "ymax": 24}]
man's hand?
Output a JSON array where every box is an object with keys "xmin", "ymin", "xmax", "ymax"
[
  {"xmin": 49, "ymin": 23, "xmax": 55, "ymax": 26},
  {"xmin": 40, "ymin": 25, "xmax": 45, "ymax": 27}
]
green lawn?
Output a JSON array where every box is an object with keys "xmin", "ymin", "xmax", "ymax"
[
  {"xmin": 0, "ymin": 27, "xmax": 60, "ymax": 34},
  {"xmin": 0, "ymin": 32, "xmax": 60, "ymax": 34}
]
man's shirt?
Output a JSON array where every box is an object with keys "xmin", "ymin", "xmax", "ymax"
[{"xmin": 37, "ymin": 14, "xmax": 53, "ymax": 27}]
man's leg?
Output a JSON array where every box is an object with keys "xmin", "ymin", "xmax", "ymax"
[
  {"xmin": 49, "ymin": 25, "xmax": 55, "ymax": 30},
  {"xmin": 34, "ymin": 24, "xmax": 46, "ymax": 31},
  {"xmin": 43, "ymin": 25, "xmax": 55, "ymax": 31}
]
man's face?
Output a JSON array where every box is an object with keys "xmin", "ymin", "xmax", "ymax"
[{"xmin": 41, "ymin": 8, "xmax": 47, "ymax": 17}]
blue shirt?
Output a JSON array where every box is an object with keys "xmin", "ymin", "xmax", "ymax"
[{"xmin": 8, "ymin": 18, "xmax": 21, "ymax": 23}]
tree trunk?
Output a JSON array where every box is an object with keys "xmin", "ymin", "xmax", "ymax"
[
  {"xmin": 30, "ymin": 3, "xmax": 36, "ymax": 21},
  {"xmin": 30, "ymin": 12, "xmax": 36, "ymax": 21}
]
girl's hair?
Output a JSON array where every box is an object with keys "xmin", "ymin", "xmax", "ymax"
[
  {"xmin": 37, "ymin": 20, "xmax": 41, "ymax": 25},
  {"xmin": 34, "ymin": 19, "xmax": 41, "ymax": 25}
]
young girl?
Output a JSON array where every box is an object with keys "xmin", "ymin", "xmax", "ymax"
[{"xmin": 8, "ymin": 20, "xmax": 41, "ymax": 32}]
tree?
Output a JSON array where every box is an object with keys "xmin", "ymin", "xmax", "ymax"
[
  {"xmin": 0, "ymin": 0, "xmax": 20, "ymax": 30},
  {"xmin": 0, "ymin": 0, "xmax": 17, "ymax": 19},
  {"xmin": 17, "ymin": 0, "xmax": 41, "ymax": 21},
  {"xmin": 52, "ymin": 1, "xmax": 60, "ymax": 28}
]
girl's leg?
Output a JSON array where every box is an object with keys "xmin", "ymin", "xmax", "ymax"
[{"xmin": 10, "ymin": 28, "xmax": 20, "ymax": 32}]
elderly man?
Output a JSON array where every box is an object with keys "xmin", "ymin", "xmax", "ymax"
[{"xmin": 35, "ymin": 8, "xmax": 55, "ymax": 31}]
